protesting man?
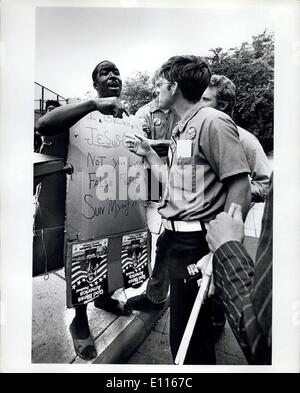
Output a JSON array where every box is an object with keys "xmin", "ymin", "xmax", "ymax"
[
  {"xmin": 126, "ymin": 55, "xmax": 251, "ymax": 364},
  {"xmin": 36, "ymin": 60, "xmax": 129, "ymax": 361}
]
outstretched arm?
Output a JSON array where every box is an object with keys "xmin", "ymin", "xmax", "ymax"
[{"xmin": 36, "ymin": 98, "xmax": 129, "ymax": 136}]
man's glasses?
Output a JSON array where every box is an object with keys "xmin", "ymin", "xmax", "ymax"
[{"xmin": 155, "ymin": 81, "xmax": 171, "ymax": 89}]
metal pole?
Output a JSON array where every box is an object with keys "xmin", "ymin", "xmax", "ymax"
[
  {"xmin": 41, "ymin": 86, "xmax": 44, "ymax": 113},
  {"xmin": 175, "ymin": 253, "xmax": 213, "ymax": 365}
]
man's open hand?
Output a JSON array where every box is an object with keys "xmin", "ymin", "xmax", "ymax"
[
  {"xmin": 94, "ymin": 97, "xmax": 129, "ymax": 118},
  {"xmin": 206, "ymin": 203, "xmax": 245, "ymax": 252},
  {"xmin": 125, "ymin": 133, "xmax": 152, "ymax": 157}
]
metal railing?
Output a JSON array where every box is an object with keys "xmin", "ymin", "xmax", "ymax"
[{"xmin": 35, "ymin": 82, "xmax": 67, "ymax": 114}]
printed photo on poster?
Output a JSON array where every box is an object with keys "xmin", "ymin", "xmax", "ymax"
[
  {"xmin": 66, "ymin": 238, "xmax": 108, "ymax": 307},
  {"xmin": 121, "ymin": 231, "xmax": 149, "ymax": 289}
]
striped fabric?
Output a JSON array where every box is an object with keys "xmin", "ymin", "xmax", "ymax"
[{"xmin": 213, "ymin": 174, "xmax": 273, "ymax": 365}]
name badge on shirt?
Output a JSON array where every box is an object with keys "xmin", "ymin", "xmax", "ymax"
[
  {"xmin": 168, "ymin": 148, "xmax": 173, "ymax": 167},
  {"xmin": 177, "ymin": 140, "xmax": 192, "ymax": 158}
]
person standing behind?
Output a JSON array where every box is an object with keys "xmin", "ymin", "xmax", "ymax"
[
  {"xmin": 34, "ymin": 99, "xmax": 61, "ymax": 152},
  {"xmin": 135, "ymin": 70, "xmax": 179, "ymax": 159},
  {"xmin": 44, "ymin": 99, "xmax": 61, "ymax": 113},
  {"xmin": 199, "ymin": 74, "xmax": 272, "ymax": 335},
  {"xmin": 127, "ymin": 71, "xmax": 180, "ymax": 310},
  {"xmin": 126, "ymin": 55, "xmax": 251, "ymax": 364},
  {"xmin": 200, "ymin": 74, "xmax": 271, "ymax": 202}
]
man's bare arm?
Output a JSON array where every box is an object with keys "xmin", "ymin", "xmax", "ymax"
[
  {"xmin": 223, "ymin": 173, "xmax": 251, "ymax": 220},
  {"xmin": 36, "ymin": 98, "xmax": 129, "ymax": 136}
]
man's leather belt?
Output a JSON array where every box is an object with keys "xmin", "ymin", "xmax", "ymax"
[{"xmin": 161, "ymin": 218, "xmax": 203, "ymax": 232}]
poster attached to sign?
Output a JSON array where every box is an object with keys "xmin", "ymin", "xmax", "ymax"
[
  {"xmin": 66, "ymin": 238, "xmax": 108, "ymax": 308},
  {"xmin": 121, "ymin": 231, "xmax": 150, "ymax": 289}
]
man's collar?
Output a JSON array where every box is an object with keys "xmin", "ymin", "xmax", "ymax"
[
  {"xmin": 149, "ymin": 97, "xmax": 169, "ymax": 114},
  {"xmin": 177, "ymin": 101, "xmax": 206, "ymax": 132}
]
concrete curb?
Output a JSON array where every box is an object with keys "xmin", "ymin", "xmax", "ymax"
[{"xmin": 93, "ymin": 300, "xmax": 170, "ymax": 364}]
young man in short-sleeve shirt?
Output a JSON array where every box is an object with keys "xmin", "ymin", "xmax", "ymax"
[
  {"xmin": 126, "ymin": 56, "xmax": 251, "ymax": 364},
  {"xmin": 159, "ymin": 105, "xmax": 250, "ymax": 223}
]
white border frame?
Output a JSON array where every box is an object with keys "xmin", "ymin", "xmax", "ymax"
[{"xmin": 1, "ymin": 0, "xmax": 300, "ymax": 373}]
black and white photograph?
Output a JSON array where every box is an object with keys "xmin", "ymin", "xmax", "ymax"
[{"xmin": 1, "ymin": 0, "xmax": 300, "ymax": 374}]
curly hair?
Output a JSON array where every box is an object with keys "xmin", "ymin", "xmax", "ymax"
[
  {"xmin": 209, "ymin": 75, "xmax": 236, "ymax": 116},
  {"xmin": 45, "ymin": 100, "xmax": 61, "ymax": 111}
]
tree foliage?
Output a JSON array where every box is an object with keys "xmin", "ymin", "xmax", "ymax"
[
  {"xmin": 121, "ymin": 71, "xmax": 154, "ymax": 114},
  {"xmin": 206, "ymin": 30, "xmax": 274, "ymax": 139},
  {"xmin": 122, "ymin": 31, "xmax": 274, "ymax": 144}
]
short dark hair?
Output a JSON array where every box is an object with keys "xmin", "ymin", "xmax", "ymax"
[
  {"xmin": 92, "ymin": 61, "xmax": 104, "ymax": 83},
  {"xmin": 92, "ymin": 60, "xmax": 118, "ymax": 83},
  {"xmin": 209, "ymin": 75, "xmax": 236, "ymax": 116},
  {"xmin": 45, "ymin": 100, "xmax": 61, "ymax": 111},
  {"xmin": 159, "ymin": 55, "xmax": 211, "ymax": 102}
]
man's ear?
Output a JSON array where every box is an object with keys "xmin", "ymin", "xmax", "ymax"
[
  {"xmin": 171, "ymin": 81, "xmax": 179, "ymax": 96},
  {"xmin": 93, "ymin": 82, "xmax": 98, "ymax": 92},
  {"xmin": 217, "ymin": 100, "xmax": 229, "ymax": 112}
]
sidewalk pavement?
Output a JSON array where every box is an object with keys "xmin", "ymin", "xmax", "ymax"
[
  {"xmin": 32, "ymin": 270, "xmax": 168, "ymax": 364},
  {"xmin": 126, "ymin": 308, "xmax": 249, "ymax": 365},
  {"xmin": 32, "ymin": 202, "xmax": 263, "ymax": 365}
]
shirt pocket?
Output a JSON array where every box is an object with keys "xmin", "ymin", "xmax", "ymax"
[{"xmin": 175, "ymin": 157, "xmax": 196, "ymax": 193}]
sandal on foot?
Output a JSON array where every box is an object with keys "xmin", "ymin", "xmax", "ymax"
[{"xmin": 69, "ymin": 323, "xmax": 97, "ymax": 361}]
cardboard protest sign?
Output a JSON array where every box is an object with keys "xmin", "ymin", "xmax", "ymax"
[
  {"xmin": 121, "ymin": 230, "xmax": 150, "ymax": 289},
  {"xmin": 64, "ymin": 105, "xmax": 150, "ymax": 306},
  {"xmin": 65, "ymin": 108, "xmax": 147, "ymax": 241}
]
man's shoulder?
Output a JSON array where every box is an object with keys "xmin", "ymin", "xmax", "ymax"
[
  {"xmin": 237, "ymin": 126, "xmax": 258, "ymax": 140},
  {"xmin": 237, "ymin": 126, "xmax": 262, "ymax": 147},
  {"xmin": 136, "ymin": 98, "xmax": 160, "ymax": 116},
  {"xmin": 194, "ymin": 106, "xmax": 233, "ymax": 122},
  {"xmin": 189, "ymin": 106, "xmax": 235, "ymax": 130},
  {"xmin": 183, "ymin": 106, "xmax": 240, "ymax": 142}
]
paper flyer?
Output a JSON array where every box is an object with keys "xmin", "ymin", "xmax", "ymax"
[
  {"xmin": 121, "ymin": 231, "xmax": 150, "ymax": 289},
  {"xmin": 66, "ymin": 238, "xmax": 109, "ymax": 307}
]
